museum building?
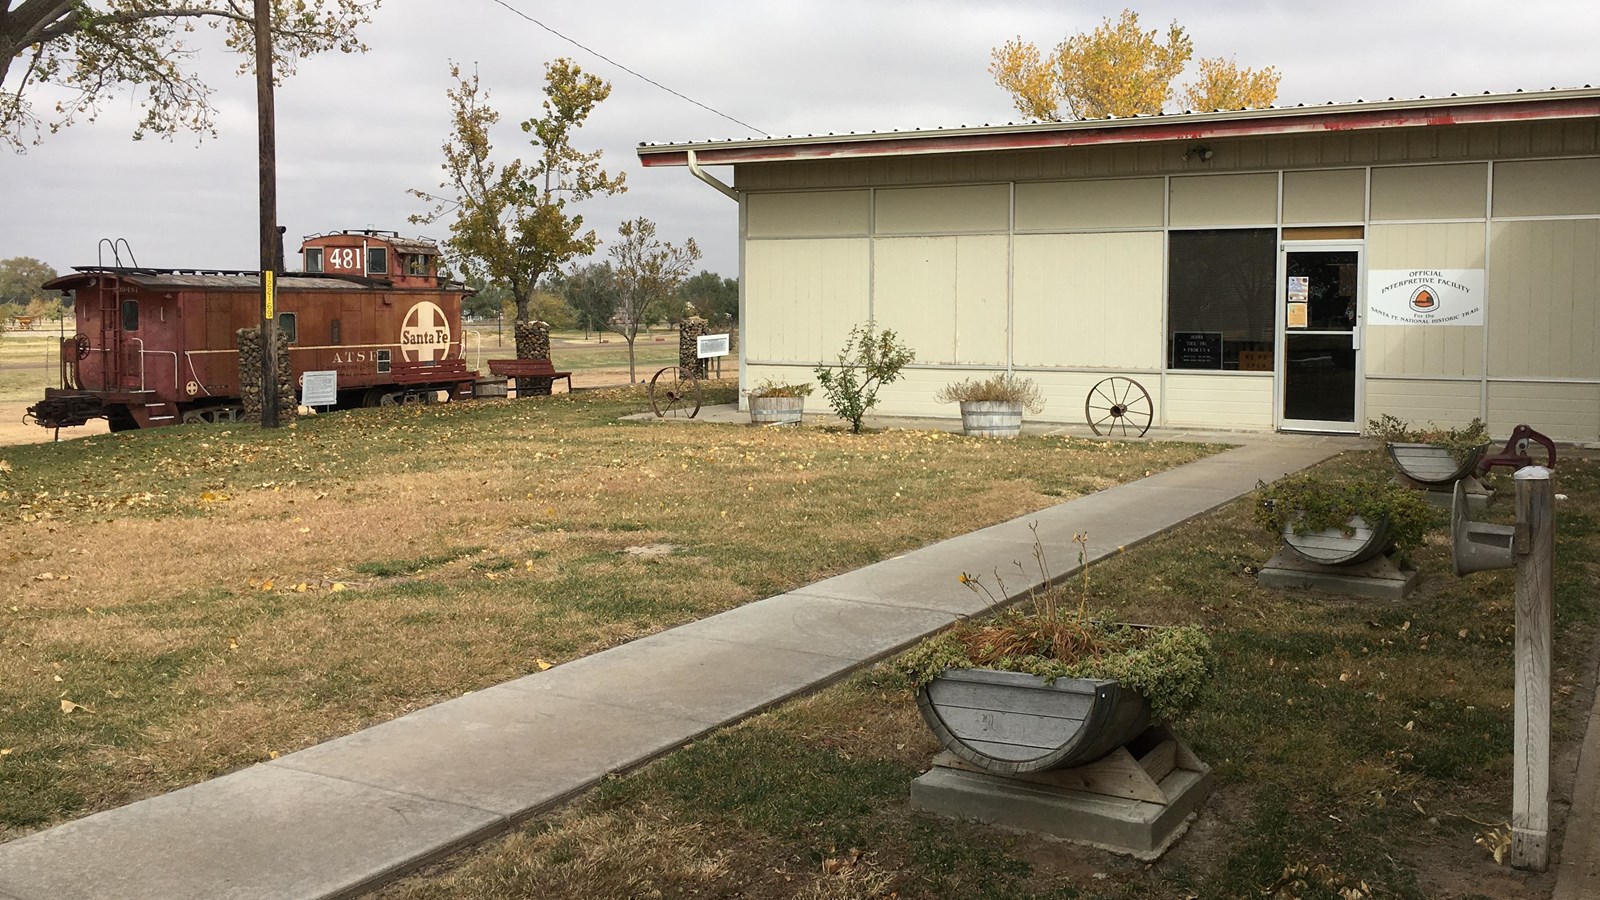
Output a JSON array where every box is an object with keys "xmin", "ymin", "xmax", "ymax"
[{"xmin": 638, "ymin": 87, "xmax": 1600, "ymax": 440}]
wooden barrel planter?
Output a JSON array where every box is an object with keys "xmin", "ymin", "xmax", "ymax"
[
  {"xmin": 1386, "ymin": 441, "xmax": 1489, "ymax": 486},
  {"xmin": 915, "ymin": 668, "xmax": 1151, "ymax": 775},
  {"xmin": 960, "ymin": 401, "xmax": 1024, "ymax": 438},
  {"xmin": 749, "ymin": 396, "xmax": 804, "ymax": 425},
  {"xmin": 1281, "ymin": 514, "xmax": 1393, "ymax": 566},
  {"xmin": 472, "ymin": 376, "xmax": 509, "ymax": 398}
]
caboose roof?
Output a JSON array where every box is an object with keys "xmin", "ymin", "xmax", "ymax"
[{"xmin": 45, "ymin": 269, "xmax": 383, "ymax": 292}]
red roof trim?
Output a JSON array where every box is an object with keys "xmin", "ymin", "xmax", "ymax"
[{"xmin": 638, "ymin": 97, "xmax": 1600, "ymax": 167}]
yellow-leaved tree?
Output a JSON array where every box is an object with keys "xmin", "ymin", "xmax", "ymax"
[
  {"xmin": 1180, "ymin": 56, "xmax": 1283, "ymax": 112},
  {"xmin": 990, "ymin": 9, "xmax": 1279, "ymax": 122}
]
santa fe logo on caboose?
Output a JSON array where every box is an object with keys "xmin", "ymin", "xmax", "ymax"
[{"xmin": 401, "ymin": 301, "xmax": 452, "ymax": 362}]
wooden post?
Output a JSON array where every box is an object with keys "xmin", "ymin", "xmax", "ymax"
[
  {"xmin": 254, "ymin": 0, "xmax": 280, "ymax": 429},
  {"xmin": 1512, "ymin": 465, "xmax": 1555, "ymax": 870}
]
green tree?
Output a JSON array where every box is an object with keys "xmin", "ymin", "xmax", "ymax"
[
  {"xmin": 557, "ymin": 261, "xmax": 619, "ymax": 339},
  {"xmin": 1, "ymin": 1, "xmax": 379, "ymax": 151},
  {"xmin": 677, "ymin": 270, "xmax": 738, "ymax": 324},
  {"xmin": 0, "ymin": 256, "xmax": 58, "ymax": 304},
  {"xmin": 990, "ymin": 8, "xmax": 1277, "ymax": 122},
  {"xmin": 462, "ymin": 275, "xmax": 510, "ymax": 321},
  {"xmin": 607, "ymin": 218, "xmax": 699, "ymax": 382},
  {"xmin": 411, "ymin": 59, "xmax": 625, "ymax": 359},
  {"xmin": 815, "ymin": 324, "xmax": 915, "ymax": 434}
]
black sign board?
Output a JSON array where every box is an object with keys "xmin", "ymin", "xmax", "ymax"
[{"xmin": 1172, "ymin": 331, "xmax": 1223, "ymax": 369}]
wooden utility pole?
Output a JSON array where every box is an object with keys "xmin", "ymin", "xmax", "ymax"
[
  {"xmin": 254, "ymin": 0, "xmax": 280, "ymax": 428},
  {"xmin": 1512, "ymin": 465, "xmax": 1555, "ymax": 870}
]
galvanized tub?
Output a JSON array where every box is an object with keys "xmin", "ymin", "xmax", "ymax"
[
  {"xmin": 750, "ymin": 396, "xmax": 804, "ymax": 425},
  {"xmin": 916, "ymin": 669, "xmax": 1151, "ymax": 775},
  {"xmin": 960, "ymin": 401, "xmax": 1024, "ymax": 438}
]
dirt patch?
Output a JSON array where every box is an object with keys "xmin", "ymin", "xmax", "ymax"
[{"xmin": 0, "ymin": 402, "xmax": 106, "ymax": 447}]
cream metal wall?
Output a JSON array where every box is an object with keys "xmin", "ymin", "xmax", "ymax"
[{"xmin": 736, "ymin": 121, "xmax": 1600, "ymax": 439}]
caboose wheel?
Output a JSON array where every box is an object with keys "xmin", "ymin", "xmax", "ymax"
[
  {"xmin": 649, "ymin": 366, "xmax": 702, "ymax": 419},
  {"xmin": 1085, "ymin": 376, "xmax": 1153, "ymax": 437}
]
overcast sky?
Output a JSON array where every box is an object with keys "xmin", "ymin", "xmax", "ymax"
[{"xmin": 1, "ymin": 0, "xmax": 1595, "ymax": 281}]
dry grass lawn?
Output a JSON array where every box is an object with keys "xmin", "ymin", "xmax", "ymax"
[
  {"xmin": 0, "ymin": 381, "xmax": 1218, "ymax": 839},
  {"xmin": 379, "ymin": 449, "xmax": 1600, "ymax": 900}
]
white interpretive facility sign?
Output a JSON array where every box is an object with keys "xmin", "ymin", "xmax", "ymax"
[{"xmin": 1367, "ymin": 269, "xmax": 1486, "ymax": 326}]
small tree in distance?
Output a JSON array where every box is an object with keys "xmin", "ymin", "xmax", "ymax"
[
  {"xmin": 815, "ymin": 324, "xmax": 915, "ymax": 434},
  {"xmin": 607, "ymin": 218, "xmax": 700, "ymax": 382}
]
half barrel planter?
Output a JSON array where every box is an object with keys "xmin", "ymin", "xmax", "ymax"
[
  {"xmin": 749, "ymin": 396, "xmax": 804, "ymax": 425},
  {"xmin": 1385, "ymin": 441, "xmax": 1489, "ymax": 487},
  {"xmin": 1280, "ymin": 514, "xmax": 1393, "ymax": 566},
  {"xmin": 959, "ymin": 400, "xmax": 1024, "ymax": 439},
  {"xmin": 916, "ymin": 668, "xmax": 1151, "ymax": 775}
]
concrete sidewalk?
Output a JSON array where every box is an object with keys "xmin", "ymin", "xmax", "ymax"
[{"xmin": 0, "ymin": 439, "xmax": 1350, "ymax": 900}]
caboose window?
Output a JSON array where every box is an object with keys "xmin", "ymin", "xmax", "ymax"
[
  {"xmin": 406, "ymin": 254, "xmax": 427, "ymax": 275},
  {"xmin": 304, "ymin": 248, "xmax": 323, "ymax": 273},
  {"xmin": 277, "ymin": 312, "xmax": 297, "ymax": 343},
  {"xmin": 121, "ymin": 299, "xmax": 139, "ymax": 331},
  {"xmin": 366, "ymin": 247, "xmax": 388, "ymax": 275}
]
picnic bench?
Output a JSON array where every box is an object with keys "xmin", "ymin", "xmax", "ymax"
[
  {"xmin": 1385, "ymin": 441, "xmax": 1488, "ymax": 486},
  {"xmin": 487, "ymin": 358, "xmax": 573, "ymax": 396}
]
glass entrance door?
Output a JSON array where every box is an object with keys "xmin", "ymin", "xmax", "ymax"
[{"xmin": 1279, "ymin": 246, "xmax": 1362, "ymax": 432}]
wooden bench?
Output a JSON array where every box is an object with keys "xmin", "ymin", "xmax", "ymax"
[
  {"xmin": 1385, "ymin": 441, "xmax": 1486, "ymax": 486},
  {"xmin": 390, "ymin": 358, "xmax": 474, "ymax": 385},
  {"xmin": 388, "ymin": 359, "xmax": 478, "ymax": 401},
  {"xmin": 487, "ymin": 358, "xmax": 573, "ymax": 395}
]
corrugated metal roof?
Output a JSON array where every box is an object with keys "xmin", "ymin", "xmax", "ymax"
[{"xmin": 637, "ymin": 85, "xmax": 1600, "ymax": 163}]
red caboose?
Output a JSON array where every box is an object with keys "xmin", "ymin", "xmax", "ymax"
[{"xmin": 28, "ymin": 231, "xmax": 476, "ymax": 430}]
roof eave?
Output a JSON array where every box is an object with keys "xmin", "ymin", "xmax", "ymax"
[{"xmin": 637, "ymin": 90, "xmax": 1600, "ymax": 168}]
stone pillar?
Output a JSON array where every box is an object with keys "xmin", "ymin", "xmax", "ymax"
[
  {"xmin": 237, "ymin": 327, "xmax": 298, "ymax": 425},
  {"xmin": 679, "ymin": 315, "xmax": 708, "ymax": 378},
  {"xmin": 513, "ymin": 320, "xmax": 553, "ymax": 396}
]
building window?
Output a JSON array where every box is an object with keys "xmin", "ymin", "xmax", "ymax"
[
  {"xmin": 277, "ymin": 312, "xmax": 297, "ymax": 343},
  {"xmin": 304, "ymin": 247, "xmax": 323, "ymax": 273},
  {"xmin": 121, "ymin": 299, "xmax": 139, "ymax": 332},
  {"xmin": 367, "ymin": 247, "xmax": 388, "ymax": 275},
  {"xmin": 1166, "ymin": 229, "xmax": 1276, "ymax": 370}
]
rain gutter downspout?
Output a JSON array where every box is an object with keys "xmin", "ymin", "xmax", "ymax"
[{"xmin": 686, "ymin": 149, "xmax": 739, "ymax": 201}]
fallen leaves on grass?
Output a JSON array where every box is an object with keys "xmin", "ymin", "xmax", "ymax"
[
  {"xmin": 1476, "ymin": 824, "xmax": 1513, "ymax": 865},
  {"xmin": 59, "ymin": 699, "xmax": 89, "ymax": 715}
]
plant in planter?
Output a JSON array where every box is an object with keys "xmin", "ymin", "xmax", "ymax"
[
  {"xmin": 1253, "ymin": 473, "xmax": 1434, "ymax": 568},
  {"xmin": 1368, "ymin": 415, "xmax": 1494, "ymax": 494},
  {"xmin": 745, "ymin": 379, "xmax": 813, "ymax": 425},
  {"xmin": 934, "ymin": 373, "xmax": 1045, "ymax": 438},
  {"xmin": 897, "ymin": 535, "xmax": 1214, "ymax": 774}
]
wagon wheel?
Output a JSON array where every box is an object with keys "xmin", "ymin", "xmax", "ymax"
[
  {"xmin": 1085, "ymin": 376, "xmax": 1153, "ymax": 437},
  {"xmin": 73, "ymin": 333, "xmax": 91, "ymax": 359},
  {"xmin": 649, "ymin": 366, "xmax": 702, "ymax": 419}
]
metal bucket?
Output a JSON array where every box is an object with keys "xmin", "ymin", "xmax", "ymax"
[
  {"xmin": 473, "ymin": 377, "xmax": 509, "ymax": 398},
  {"xmin": 750, "ymin": 396, "xmax": 804, "ymax": 425},
  {"xmin": 960, "ymin": 401, "xmax": 1023, "ymax": 438}
]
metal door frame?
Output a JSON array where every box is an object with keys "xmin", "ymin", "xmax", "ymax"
[{"xmin": 1274, "ymin": 240, "xmax": 1365, "ymax": 433}]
